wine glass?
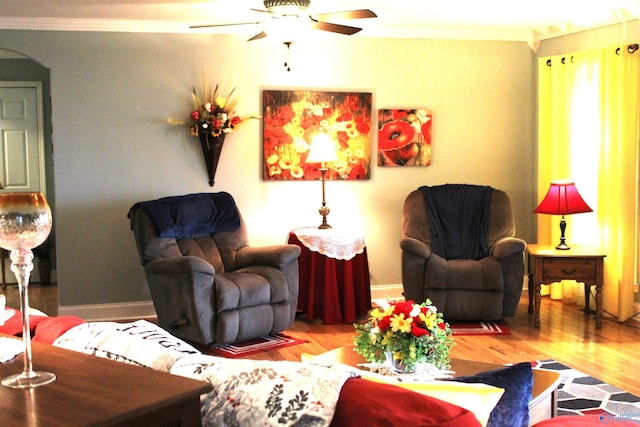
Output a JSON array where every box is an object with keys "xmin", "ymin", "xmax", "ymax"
[{"xmin": 0, "ymin": 192, "xmax": 54, "ymax": 388}]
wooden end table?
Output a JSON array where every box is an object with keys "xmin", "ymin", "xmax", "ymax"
[
  {"xmin": 526, "ymin": 244, "xmax": 606, "ymax": 329},
  {"xmin": 0, "ymin": 334, "xmax": 211, "ymax": 426},
  {"xmin": 308, "ymin": 346, "xmax": 561, "ymax": 425}
]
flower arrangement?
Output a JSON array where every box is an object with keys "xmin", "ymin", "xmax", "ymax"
[
  {"xmin": 168, "ymin": 79, "xmax": 257, "ymax": 138},
  {"xmin": 167, "ymin": 77, "xmax": 259, "ymax": 186},
  {"xmin": 354, "ymin": 299, "xmax": 455, "ymax": 372}
]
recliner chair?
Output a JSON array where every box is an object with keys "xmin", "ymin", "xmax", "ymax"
[
  {"xmin": 401, "ymin": 184, "xmax": 526, "ymax": 321},
  {"xmin": 128, "ymin": 192, "xmax": 301, "ymax": 345}
]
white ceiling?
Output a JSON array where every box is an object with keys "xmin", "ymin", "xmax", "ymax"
[{"xmin": 0, "ymin": 0, "xmax": 639, "ymax": 48}]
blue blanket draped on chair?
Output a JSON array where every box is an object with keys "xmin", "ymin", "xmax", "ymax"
[
  {"xmin": 128, "ymin": 192, "xmax": 240, "ymax": 238},
  {"xmin": 419, "ymin": 184, "xmax": 492, "ymax": 260}
]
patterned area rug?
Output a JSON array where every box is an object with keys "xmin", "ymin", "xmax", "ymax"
[
  {"xmin": 209, "ymin": 333, "xmax": 308, "ymax": 358},
  {"xmin": 533, "ymin": 359, "xmax": 640, "ymax": 420},
  {"xmin": 448, "ymin": 320, "xmax": 511, "ymax": 336}
]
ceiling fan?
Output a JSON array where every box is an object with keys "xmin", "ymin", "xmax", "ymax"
[{"xmin": 190, "ymin": 0, "xmax": 378, "ymax": 42}]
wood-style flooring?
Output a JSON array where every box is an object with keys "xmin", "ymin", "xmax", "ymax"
[{"xmin": 3, "ymin": 283, "xmax": 640, "ymax": 396}]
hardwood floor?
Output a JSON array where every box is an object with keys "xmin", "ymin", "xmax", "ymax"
[
  {"xmin": 1, "ymin": 283, "xmax": 58, "ymax": 316},
  {"xmin": 3, "ymin": 283, "xmax": 640, "ymax": 396}
]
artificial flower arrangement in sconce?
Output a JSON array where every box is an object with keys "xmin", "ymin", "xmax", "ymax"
[
  {"xmin": 168, "ymin": 79, "xmax": 259, "ymax": 186},
  {"xmin": 354, "ymin": 299, "xmax": 455, "ymax": 374}
]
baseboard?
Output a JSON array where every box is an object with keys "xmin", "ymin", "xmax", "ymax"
[
  {"xmin": 58, "ymin": 301, "xmax": 156, "ymax": 321},
  {"xmin": 370, "ymin": 283, "xmax": 404, "ymax": 301}
]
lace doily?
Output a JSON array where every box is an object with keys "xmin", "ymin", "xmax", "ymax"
[
  {"xmin": 293, "ymin": 227, "xmax": 366, "ymax": 260},
  {"xmin": 357, "ymin": 360, "xmax": 455, "ymax": 382}
]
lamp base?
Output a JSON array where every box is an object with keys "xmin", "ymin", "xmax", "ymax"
[
  {"xmin": 556, "ymin": 217, "xmax": 571, "ymax": 250},
  {"xmin": 318, "ymin": 204, "xmax": 331, "ymax": 229}
]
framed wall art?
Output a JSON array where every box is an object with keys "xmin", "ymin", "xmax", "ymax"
[
  {"xmin": 377, "ymin": 109, "xmax": 432, "ymax": 167},
  {"xmin": 262, "ymin": 90, "xmax": 372, "ymax": 181}
]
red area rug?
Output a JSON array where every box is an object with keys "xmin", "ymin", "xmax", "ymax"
[
  {"xmin": 449, "ymin": 320, "xmax": 511, "ymax": 336},
  {"xmin": 210, "ymin": 333, "xmax": 308, "ymax": 358}
]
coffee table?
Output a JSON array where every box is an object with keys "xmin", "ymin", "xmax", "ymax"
[
  {"xmin": 0, "ymin": 334, "xmax": 212, "ymax": 426},
  {"xmin": 310, "ymin": 346, "xmax": 561, "ymax": 425}
]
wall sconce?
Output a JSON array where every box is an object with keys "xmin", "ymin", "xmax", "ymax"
[
  {"xmin": 534, "ymin": 180, "xmax": 593, "ymax": 250},
  {"xmin": 306, "ymin": 132, "xmax": 338, "ymax": 229}
]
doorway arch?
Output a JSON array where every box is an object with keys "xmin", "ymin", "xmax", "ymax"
[{"xmin": 0, "ymin": 48, "xmax": 56, "ymax": 298}]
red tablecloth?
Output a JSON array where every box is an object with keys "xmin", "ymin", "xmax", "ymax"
[{"xmin": 288, "ymin": 231, "xmax": 371, "ymax": 324}]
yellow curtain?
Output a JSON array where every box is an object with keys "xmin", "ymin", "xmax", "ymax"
[{"xmin": 537, "ymin": 46, "xmax": 640, "ymax": 321}]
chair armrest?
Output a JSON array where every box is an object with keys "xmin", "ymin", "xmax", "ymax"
[
  {"xmin": 145, "ymin": 256, "xmax": 215, "ymax": 275},
  {"xmin": 490, "ymin": 237, "xmax": 526, "ymax": 258},
  {"xmin": 236, "ymin": 244, "xmax": 301, "ymax": 269},
  {"xmin": 400, "ymin": 237, "xmax": 432, "ymax": 259}
]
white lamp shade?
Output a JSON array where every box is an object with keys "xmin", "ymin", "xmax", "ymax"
[{"xmin": 306, "ymin": 133, "xmax": 338, "ymax": 164}]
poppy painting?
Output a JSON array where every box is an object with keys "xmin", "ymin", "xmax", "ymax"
[
  {"xmin": 263, "ymin": 90, "xmax": 372, "ymax": 180},
  {"xmin": 377, "ymin": 109, "xmax": 432, "ymax": 167}
]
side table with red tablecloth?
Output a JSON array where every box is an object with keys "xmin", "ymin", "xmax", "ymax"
[{"xmin": 288, "ymin": 227, "xmax": 372, "ymax": 325}]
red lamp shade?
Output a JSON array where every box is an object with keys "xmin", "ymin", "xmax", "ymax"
[
  {"xmin": 534, "ymin": 181, "xmax": 592, "ymax": 250},
  {"xmin": 534, "ymin": 181, "xmax": 592, "ymax": 215}
]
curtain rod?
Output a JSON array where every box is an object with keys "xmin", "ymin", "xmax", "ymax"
[{"xmin": 546, "ymin": 43, "xmax": 639, "ymax": 66}]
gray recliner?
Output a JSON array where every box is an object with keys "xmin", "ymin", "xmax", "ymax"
[
  {"xmin": 401, "ymin": 184, "xmax": 526, "ymax": 321},
  {"xmin": 128, "ymin": 192, "xmax": 301, "ymax": 345}
]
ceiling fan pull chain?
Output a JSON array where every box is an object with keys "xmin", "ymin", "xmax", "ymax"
[{"xmin": 284, "ymin": 41, "xmax": 292, "ymax": 72}]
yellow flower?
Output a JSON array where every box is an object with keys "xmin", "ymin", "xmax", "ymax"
[
  {"xmin": 419, "ymin": 311, "xmax": 438, "ymax": 331},
  {"xmin": 369, "ymin": 307, "xmax": 386, "ymax": 321},
  {"xmin": 390, "ymin": 313, "xmax": 412, "ymax": 333},
  {"xmin": 216, "ymin": 96, "xmax": 227, "ymax": 109}
]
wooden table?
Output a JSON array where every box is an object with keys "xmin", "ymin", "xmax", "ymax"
[
  {"xmin": 527, "ymin": 244, "xmax": 605, "ymax": 329},
  {"xmin": 0, "ymin": 334, "xmax": 212, "ymax": 426},
  {"xmin": 310, "ymin": 346, "xmax": 561, "ymax": 425}
]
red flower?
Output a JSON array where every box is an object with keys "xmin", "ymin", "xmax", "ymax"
[
  {"xmin": 393, "ymin": 300, "xmax": 415, "ymax": 317},
  {"xmin": 230, "ymin": 116, "xmax": 242, "ymax": 126},
  {"xmin": 356, "ymin": 121, "xmax": 370, "ymax": 134},
  {"xmin": 348, "ymin": 164, "xmax": 367, "ymax": 180},
  {"xmin": 378, "ymin": 316, "xmax": 391, "ymax": 331},
  {"xmin": 378, "ymin": 120, "xmax": 416, "ymax": 151},
  {"xmin": 411, "ymin": 324, "xmax": 429, "ymax": 337},
  {"xmin": 190, "ymin": 110, "xmax": 200, "ymax": 121}
]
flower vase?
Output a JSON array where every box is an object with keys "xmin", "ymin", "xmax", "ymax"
[
  {"xmin": 198, "ymin": 132, "xmax": 226, "ymax": 187},
  {"xmin": 385, "ymin": 351, "xmax": 416, "ymax": 374}
]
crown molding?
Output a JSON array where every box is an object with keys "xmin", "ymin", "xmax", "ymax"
[
  {"xmin": 0, "ymin": 17, "xmax": 192, "ymax": 33},
  {"xmin": 0, "ymin": 16, "xmax": 540, "ymax": 42}
]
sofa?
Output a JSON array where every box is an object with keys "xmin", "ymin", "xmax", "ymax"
[{"xmin": 0, "ymin": 313, "xmax": 566, "ymax": 427}]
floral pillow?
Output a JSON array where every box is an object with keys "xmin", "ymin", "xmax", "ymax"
[{"xmin": 170, "ymin": 354, "xmax": 358, "ymax": 427}]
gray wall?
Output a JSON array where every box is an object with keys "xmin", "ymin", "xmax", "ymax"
[{"xmin": 0, "ymin": 30, "xmax": 537, "ymax": 315}]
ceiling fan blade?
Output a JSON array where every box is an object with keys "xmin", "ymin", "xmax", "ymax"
[
  {"xmin": 248, "ymin": 31, "xmax": 268, "ymax": 41},
  {"xmin": 190, "ymin": 21, "xmax": 261, "ymax": 29},
  {"xmin": 312, "ymin": 9, "xmax": 377, "ymax": 21},
  {"xmin": 310, "ymin": 21, "xmax": 362, "ymax": 36}
]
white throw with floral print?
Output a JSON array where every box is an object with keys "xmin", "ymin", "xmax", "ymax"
[{"xmin": 53, "ymin": 319, "xmax": 358, "ymax": 427}]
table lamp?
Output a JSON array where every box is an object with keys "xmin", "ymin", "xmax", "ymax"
[
  {"xmin": 306, "ymin": 132, "xmax": 338, "ymax": 229},
  {"xmin": 0, "ymin": 192, "xmax": 54, "ymax": 388},
  {"xmin": 534, "ymin": 180, "xmax": 592, "ymax": 250}
]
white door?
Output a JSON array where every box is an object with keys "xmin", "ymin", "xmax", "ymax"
[{"xmin": 0, "ymin": 81, "xmax": 46, "ymax": 193}]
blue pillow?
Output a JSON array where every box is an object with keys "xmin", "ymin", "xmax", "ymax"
[{"xmin": 451, "ymin": 362, "xmax": 533, "ymax": 427}]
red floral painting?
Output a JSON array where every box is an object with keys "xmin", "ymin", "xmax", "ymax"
[
  {"xmin": 377, "ymin": 109, "xmax": 432, "ymax": 167},
  {"xmin": 263, "ymin": 90, "xmax": 372, "ymax": 180}
]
